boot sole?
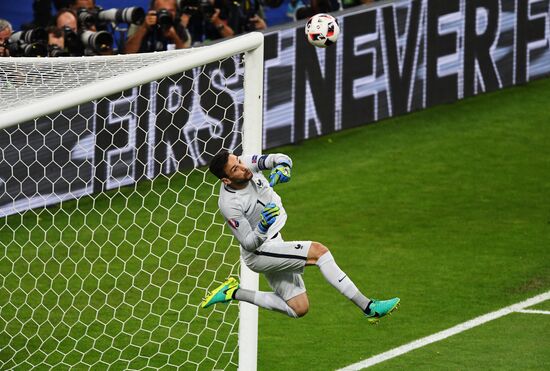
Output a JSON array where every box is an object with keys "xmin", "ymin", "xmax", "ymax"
[{"xmin": 367, "ymin": 300, "xmax": 401, "ymax": 325}]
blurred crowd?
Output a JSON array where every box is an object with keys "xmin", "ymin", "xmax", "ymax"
[{"xmin": 0, "ymin": 0, "xmax": 378, "ymax": 57}]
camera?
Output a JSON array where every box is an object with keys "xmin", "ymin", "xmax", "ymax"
[
  {"xmin": 62, "ymin": 26, "xmax": 81, "ymax": 52},
  {"xmin": 200, "ymin": 0, "xmax": 216, "ymax": 18},
  {"xmin": 78, "ymin": 7, "xmax": 146, "ymax": 28},
  {"xmin": 6, "ymin": 28, "xmax": 48, "ymax": 57},
  {"xmin": 98, "ymin": 7, "xmax": 146, "ymax": 25},
  {"xmin": 179, "ymin": 0, "xmax": 215, "ymax": 18},
  {"xmin": 77, "ymin": 8, "xmax": 97, "ymax": 29},
  {"xmin": 74, "ymin": 7, "xmax": 115, "ymax": 55},
  {"xmin": 80, "ymin": 29, "xmax": 113, "ymax": 54},
  {"xmin": 155, "ymin": 8, "xmax": 174, "ymax": 30},
  {"xmin": 8, "ymin": 28, "xmax": 47, "ymax": 44},
  {"xmin": 48, "ymin": 44, "xmax": 69, "ymax": 57},
  {"xmin": 238, "ymin": 8, "xmax": 259, "ymax": 32},
  {"xmin": 7, "ymin": 41, "xmax": 48, "ymax": 57}
]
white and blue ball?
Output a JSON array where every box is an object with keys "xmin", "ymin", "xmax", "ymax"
[{"xmin": 305, "ymin": 13, "xmax": 340, "ymax": 48}]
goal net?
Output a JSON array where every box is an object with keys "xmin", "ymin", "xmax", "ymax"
[{"xmin": 0, "ymin": 33, "xmax": 263, "ymax": 370}]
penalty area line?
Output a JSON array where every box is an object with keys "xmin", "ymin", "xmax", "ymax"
[
  {"xmin": 517, "ymin": 309, "xmax": 550, "ymax": 315},
  {"xmin": 337, "ymin": 290, "xmax": 550, "ymax": 370}
]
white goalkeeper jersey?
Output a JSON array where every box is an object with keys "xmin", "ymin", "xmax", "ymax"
[{"xmin": 218, "ymin": 153, "xmax": 292, "ymax": 260}]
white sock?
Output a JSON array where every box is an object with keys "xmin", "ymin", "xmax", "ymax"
[
  {"xmin": 234, "ymin": 288, "xmax": 298, "ymax": 318},
  {"xmin": 316, "ymin": 251, "xmax": 371, "ymax": 311}
]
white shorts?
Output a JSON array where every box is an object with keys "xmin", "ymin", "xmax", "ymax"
[
  {"xmin": 264, "ymin": 271, "xmax": 306, "ymax": 301},
  {"xmin": 244, "ymin": 233, "xmax": 312, "ymax": 301}
]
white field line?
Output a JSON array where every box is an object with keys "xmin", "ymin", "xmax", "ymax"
[
  {"xmin": 337, "ymin": 290, "xmax": 550, "ymax": 370},
  {"xmin": 517, "ymin": 309, "xmax": 550, "ymax": 315}
]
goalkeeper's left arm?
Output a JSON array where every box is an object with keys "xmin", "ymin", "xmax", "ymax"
[{"xmin": 241, "ymin": 154, "xmax": 292, "ymax": 187}]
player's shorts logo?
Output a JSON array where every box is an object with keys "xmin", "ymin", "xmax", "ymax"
[
  {"xmin": 228, "ymin": 219, "xmax": 239, "ymax": 229},
  {"xmin": 295, "ymin": 244, "xmax": 303, "ymax": 249}
]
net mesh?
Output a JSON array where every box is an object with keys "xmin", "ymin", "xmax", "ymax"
[
  {"xmin": 0, "ymin": 49, "xmax": 194, "ymax": 114},
  {"xmin": 0, "ymin": 52, "xmax": 246, "ymax": 370}
]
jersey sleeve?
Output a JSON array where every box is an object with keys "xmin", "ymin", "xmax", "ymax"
[
  {"xmin": 220, "ymin": 202, "xmax": 267, "ymax": 252},
  {"xmin": 240, "ymin": 153, "xmax": 293, "ymax": 172}
]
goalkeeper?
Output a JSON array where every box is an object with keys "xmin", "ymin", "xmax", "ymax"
[{"xmin": 202, "ymin": 150, "xmax": 400, "ymax": 322}]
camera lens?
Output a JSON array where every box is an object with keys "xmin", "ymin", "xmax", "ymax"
[
  {"xmin": 156, "ymin": 9, "xmax": 173, "ymax": 29},
  {"xmin": 77, "ymin": 9, "xmax": 97, "ymax": 28},
  {"xmin": 97, "ymin": 7, "xmax": 146, "ymax": 25},
  {"xmin": 21, "ymin": 42, "xmax": 48, "ymax": 57},
  {"xmin": 80, "ymin": 30, "xmax": 113, "ymax": 53}
]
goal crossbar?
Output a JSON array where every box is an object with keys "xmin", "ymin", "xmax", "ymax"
[{"xmin": 0, "ymin": 32, "xmax": 264, "ymax": 130}]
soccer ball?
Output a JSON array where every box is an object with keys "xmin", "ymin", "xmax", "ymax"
[{"xmin": 305, "ymin": 13, "xmax": 340, "ymax": 48}]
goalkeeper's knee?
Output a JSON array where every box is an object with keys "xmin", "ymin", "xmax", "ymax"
[
  {"xmin": 288, "ymin": 304, "xmax": 308, "ymax": 318},
  {"xmin": 308, "ymin": 242, "xmax": 329, "ymax": 264}
]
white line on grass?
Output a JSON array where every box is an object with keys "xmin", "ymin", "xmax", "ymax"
[
  {"xmin": 517, "ymin": 309, "xmax": 550, "ymax": 315},
  {"xmin": 337, "ymin": 290, "xmax": 550, "ymax": 370}
]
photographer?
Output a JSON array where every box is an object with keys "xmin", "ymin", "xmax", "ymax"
[
  {"xmin": 0, "ymin": 19, "xmax": 12, "ymax": 57},
  {"xmin": 4, "ymin": 28, "xmax": 49, "ymax": 57},
  {"xmin": 53, "ymin": 8, "xmax": 84, "ymax": 56},
  {"xmin": 124, "ymin": 0, "xmax": 191, "ymax": 53},
  {"xmin": 47, "ymin": 26, "xmax": 69, "ymax": 56},
  {"xmin": 69, "ymin": 0, "xmax": 107, "ymax": 31},
  {"xmin": 55, "ymin": 8, "xmax": 78, "ymax": 33},
  {"xmin": 180, "ymin": 0, "xmax": 234, "ymax": 45},
  {"xmin": 225, "ymin": 0, "xmax": 267, "ymax": 35},
  {"xmin": 54, "ymin": 6, "xmax": 115, "ymax": 56}
]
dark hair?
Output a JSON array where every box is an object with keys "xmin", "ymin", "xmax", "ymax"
[
  {"xmin": 209, "ymin": 150, "xmax": 231, "ymax": 179},
  {"xmin": 47, "ymin": 26, "xmax": 64, "ymax": 38}
]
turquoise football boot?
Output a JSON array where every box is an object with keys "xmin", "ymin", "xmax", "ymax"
[
  {"xmin": 364, "ymin": 298, "xmax": 400, "ymax": 324},
  {"xmin": 201, "ymin": 277, "xmax": 239, "ymax": 309}
]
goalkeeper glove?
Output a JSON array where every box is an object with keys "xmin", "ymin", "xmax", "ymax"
[
  {"xmin": 269, "ymin": 163, "xmax": 291, "ymax": 187},
  {"xmin": 258, "ymin": 202, "xmax": 280, "ymax": 233}
]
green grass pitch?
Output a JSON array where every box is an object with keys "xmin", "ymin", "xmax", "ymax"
[
  {"xmin": 257, "ymin": 78, "xmax": 550, "ymax": 370},
  {"xmin": 1, "ymin": 76, "xmax": 550, "ymax": 370}
]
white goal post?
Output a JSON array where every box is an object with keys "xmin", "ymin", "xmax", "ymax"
[{"xmin": 0, "ymin": 32, "xmax": 263, "ymax": 370}]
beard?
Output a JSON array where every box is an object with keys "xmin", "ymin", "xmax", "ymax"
[{"xmin": 231, "ymin": 169, "xmax": 253, "ymax": 185}]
